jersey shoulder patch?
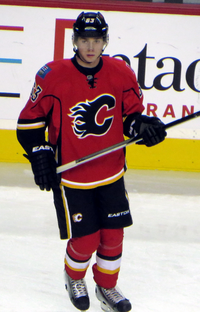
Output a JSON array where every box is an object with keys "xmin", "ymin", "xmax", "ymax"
[{"xmin": 37, "ymin": 64, "xmax": 52, "ymax": 79}]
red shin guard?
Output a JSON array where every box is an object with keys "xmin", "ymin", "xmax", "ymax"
[
  {"xmin": 93, "ymin": 228, "xmax": 124, "ymax": 288},
  {"xmin": 65, "ymin": 230, "xmax": 100, "ymax": 280}
]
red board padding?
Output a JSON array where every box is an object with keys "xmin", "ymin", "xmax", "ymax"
[{"xmin": 0, "ymin": 0, "xmax": 200, "ymax": 16}]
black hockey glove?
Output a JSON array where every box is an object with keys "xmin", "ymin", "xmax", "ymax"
[
  {"xmin": 124, "ymin": 114, "xmax": 167, "ymax": 147},
  {"xmin": 24, "ymin": 144, "xmax": 59, "ymax": 191}
]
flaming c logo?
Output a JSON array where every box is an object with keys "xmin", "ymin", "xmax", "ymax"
[
  {"xmin": 69, "ymin": 94, "xmax": 115, "ymax": 138},
  {"xmin": 72, "ymin": 213, "xmax": 83, "ymax": 223}
]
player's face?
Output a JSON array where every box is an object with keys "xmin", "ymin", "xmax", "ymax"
[{"xmin": 75, "ymin": 37, "xmax": 105, "ymax": 68}]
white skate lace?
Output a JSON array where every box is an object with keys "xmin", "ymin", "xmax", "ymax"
[
  {"xmin": 103, "ymin": 287, "xmax": 125, "ymax": 304},
  {"xmin": 71, "ymin": 279, "xmax": 88, "ymax": 298}
]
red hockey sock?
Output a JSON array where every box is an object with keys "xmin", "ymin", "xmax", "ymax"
[
  {"xmin": 65, "ymin": 230, "xmax": 100, "ymax": 280},
  {"xmin": 92, "ymin": 228, "xmax": 124, "ymax": 288}
]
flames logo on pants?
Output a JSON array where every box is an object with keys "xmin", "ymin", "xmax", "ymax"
[
  {"xmin": 69, "ymin": 94, "xmax": 115, "ymax": 138},
  {"xmin": 72, "ymin": 213, "xmax": 83, "ymax": 223}
]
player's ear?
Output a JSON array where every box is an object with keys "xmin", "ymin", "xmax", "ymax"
[
  {"xmin": 102, "ymin": 35, "xmax": 109, "ymax": 53},
  {"xmin": 105, "ymin": 34, "xmax": 109, "ymax": 45},
  {"xmin": 72, "ymin": 34, "xmax": 77, "ymax": 53},
  {"xmin": 72, "ymin": 34, "xmax": 75, "ymax": 45}
]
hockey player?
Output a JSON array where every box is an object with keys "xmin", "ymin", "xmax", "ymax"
[{"xmin": 17, "ymin": 12, "xmax": 166, "ymax": 312}]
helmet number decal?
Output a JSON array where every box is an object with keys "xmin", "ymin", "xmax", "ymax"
[{"xmin": 85, "ymin": 18, "xmax": 95, "ymax": 23}]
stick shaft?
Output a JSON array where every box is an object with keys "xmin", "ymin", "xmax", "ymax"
[
  {"xmin": 56, "ymin": 137, "xmax": 138, "ymax": 173},
  {"xmin": 164, "ymin": 110, "xmax": 200, "ymax": 129},
  {"xmin": 57, "ymin": 111, "xmax": 200, "ymax": 173}
]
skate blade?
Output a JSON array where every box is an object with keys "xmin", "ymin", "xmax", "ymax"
[{"xmin": 100, "ymin": 301, "xmax": 114, "ymax": 312}]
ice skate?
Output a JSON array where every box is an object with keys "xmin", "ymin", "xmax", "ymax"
[
  {"xmin": 95, "ymin": 285, "xmax": 132, "ymax": 312},
  {"xmin": 64, "ymin": 270, "xmax": 90, "ymax": 311}
]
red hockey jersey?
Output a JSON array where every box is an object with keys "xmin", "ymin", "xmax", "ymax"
[{"xmin": 17, "ymin": 56, "xmax": 144, "ymax": 189}]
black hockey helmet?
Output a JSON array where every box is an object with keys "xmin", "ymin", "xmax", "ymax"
[{"xmin": 73, "ymin": 12, "xmax": 108, "ymax": 41}]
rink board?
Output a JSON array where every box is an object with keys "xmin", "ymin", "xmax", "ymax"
[{"xmin": 1, "ymin": 129, "xmax": 200, "ymax": 172}]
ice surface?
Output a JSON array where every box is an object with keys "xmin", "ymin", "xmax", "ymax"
[{"xmin": 0, "ymin": 163, "xmax": 200, "ymax": 312}]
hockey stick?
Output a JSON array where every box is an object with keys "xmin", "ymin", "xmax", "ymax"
[{"xmin": 57, "ymin": 110, "xmax": 200, "ymax": 173}]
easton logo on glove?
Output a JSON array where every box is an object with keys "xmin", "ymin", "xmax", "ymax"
[{"xmin": 32, "ymin": 145, "xmax": 54, "ymax": 153}]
